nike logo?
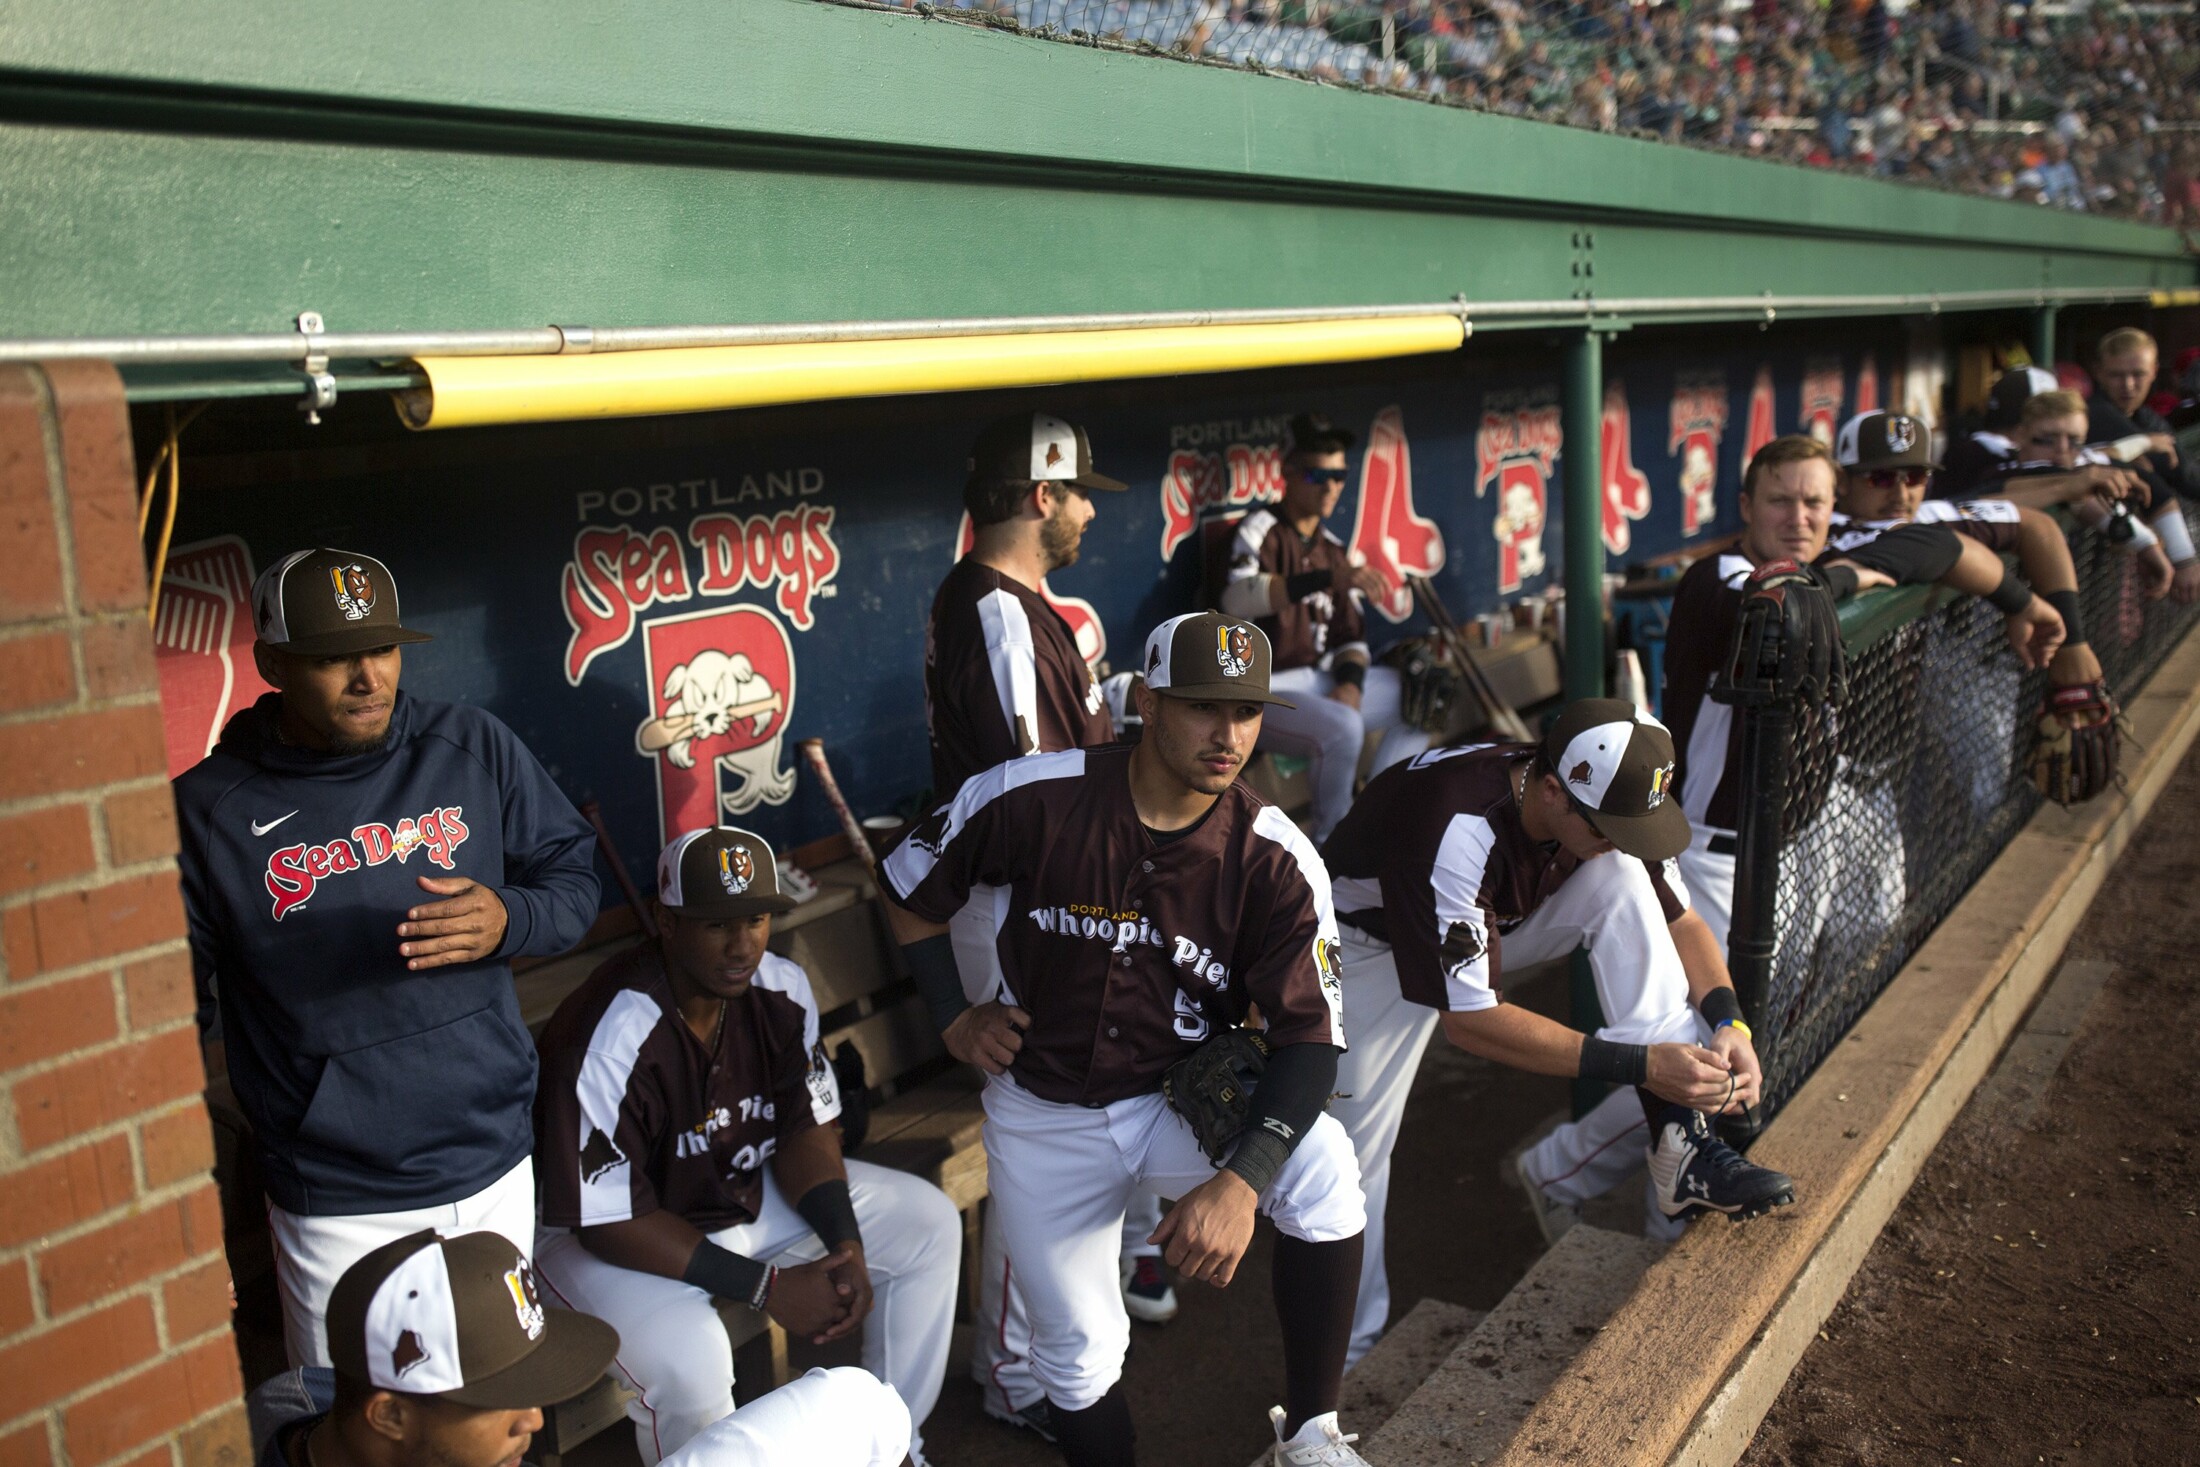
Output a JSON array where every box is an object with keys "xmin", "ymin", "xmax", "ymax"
[{"xmin": 251, "ymin": 812, "xmax": 299, "ymax": 837}]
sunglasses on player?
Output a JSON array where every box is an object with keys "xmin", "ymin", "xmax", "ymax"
[
  {"xmin": 1864, "ymin": 467, "xmax": 1930, "ymax": 490},
  {"xmin": 1300, "ymin": 467, "xmax": 1351, "ymax": 485}
]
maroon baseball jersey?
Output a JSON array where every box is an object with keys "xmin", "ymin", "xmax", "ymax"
[
  {"xmin": 879, "ymin": 745, "xmax": 1344, "ymax": 1105},
  {"xmin": 1220, "ymin": 509, "xmax": 1367, "ymax": 671},
  {"xmin": 535, "ymin": 944, "xmax": 840, "ymax": 1231},
  {"xmin": 925, "ymin": 558, "xmax": 1111, "ymax": 797},
  {"xmin": 1321, "ymin": 744, "xmax": 1687, "ymax": 1012},
  {"xmin": 1828, "ymin": 500, "xmax": 2022, "ymax": 556}
]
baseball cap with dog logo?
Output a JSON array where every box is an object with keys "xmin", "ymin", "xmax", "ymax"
[
  {"xmin": 658, "ymin": 826, "xmax": 797, "ymax": 918},
  {"xmin": 251, "ymin": 548, "xmax": 435, "ymax": 658},
  {"xmin": 1140, "ymin": 611, "xmax": 1295, "ymax": 708},
  {"xmin": 968, "ymin": 412, "xmax": 1127, "ymax": 493},
  {"xmin": 1538, "ymin": 698, "xmax": 1690, "ymax": 862},
  {"xmin": 324, "ymin": 1229, "xmax": 616, "ymax": 1408},
  {"xmin": 1834, "ymin": 411, "xmax": 1934, "ymax": 472}
]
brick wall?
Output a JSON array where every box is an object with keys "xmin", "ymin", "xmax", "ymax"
[{"xmin": 0, "ymin": 363, "xmax": 246, "ymax": 1467}]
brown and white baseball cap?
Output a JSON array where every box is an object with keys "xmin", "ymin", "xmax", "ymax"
[
  {"xmin": 325, "ymin": 1230, "xmax": 615, "ymax": 1408},
  {"xmin": 968, "ymin": 412, "xmax": 1127, "ymax": 492},
  {"xmin": 252, "ymin": 548, "xmax": 434, "ymax": 657},
  {"xmin": 1140, "ymin": 611, "xmax": 1295, "ymax": 708},
  {"xmin": 1834, "ymin": 411, "xmax": 1933, "ymax": 472},
  {"xmin": 1539, "ymin": 698, "xmax": 1689, "ymax": 861},
  {"xmin": 658, "ymin": 826, "xmax": 796, "ymax": 918}
]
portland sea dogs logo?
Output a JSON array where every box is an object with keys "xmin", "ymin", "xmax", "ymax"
[
  {"xmin": 1669, "ymin": 375, "xmax": 1730, "ymax": 538},
  {"xmin": 638, "ymin": 605, "xmax": 798, "ymax": 843},
  {"xmin": 1476, "ymin": 395, "xmax": 1562, "ymax": 596}
]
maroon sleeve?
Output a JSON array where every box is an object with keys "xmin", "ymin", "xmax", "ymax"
[
  {"xmin": 1236, "ymin": 829, "xmax": 1344, "ymax": 1050},
  {"xmin": 536, "ymin": 1027, "xmax": 667, "ymax": 1229},
  {"xmin": 879, "ymin": 753, "xmax": 1055, "ymax": 923},
  {"xmin": 1642, "ymin": 856, "xmax": 1688, "ymax": 924}
]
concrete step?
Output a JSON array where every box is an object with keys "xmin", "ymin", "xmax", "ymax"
[
  {"xmin": 1363, "ymin": 1225, "xmax": 1664, "ymax": 1466},
  {"xmin": 1243, "ymin": 1299, "xmax": 1486, "ymax": 1467}
]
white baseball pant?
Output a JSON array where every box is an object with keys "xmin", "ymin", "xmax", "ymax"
[
  {"xmin": 1334, "ymin": 850, "xmax": 1699, "ymax": 1358},
  {"xmin": 658, "ymin": 1367, "xmax": 911, "ymax": 1467},
  {"xmin": 981, "ymin": 1072, "xmax": 1366, "ymax": 1410},
  {"xmin": 533, "ymin": 1158, "xmax": 960, "ymax": 1467},
  {"xmin": 267, "ymin": 1155, "xmax": 534, "ymax": 1369},
  {"xmin": 1257, "ymin": 665, "xmax": 1431, "ymax": 841},
  {"xmin": 951, "ymin": 886, "xmax": 1166, "ymax": 1414}
]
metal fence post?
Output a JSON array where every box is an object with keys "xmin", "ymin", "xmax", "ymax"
[
  {"xmin": 1725, "ymin": 699, "xmax": 1792, "ymax": 1031},
  {"xmin": 2032, "ymin": 305, "xmax": 2057, "ymax": 370},
  {"xmin": 1562, "ymin": 327, "xmax": 1606, "ymax": 1119}
]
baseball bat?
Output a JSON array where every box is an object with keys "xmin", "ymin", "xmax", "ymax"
[
  {"xmin": 636, "ymin": 694, "xmax": 786, "ymax": 752},
  {"xmin": 796, "ymin": 738, "xmax": 910, "ymax": 978},
  {"xmin": 579, "ymin": 799, "xmax": 658, "ymax": 939},
  {"xmin": 1411, "ymin": 577, "xmax": 1534, "ymax": 743}
]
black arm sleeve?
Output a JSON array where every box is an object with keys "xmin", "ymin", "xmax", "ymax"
[
  {"xmin": 1223, "ymin": 1041, "xmax": 1339, "ymax": 1195},
  {"xmin": 1822, "ymin": 523, "xmax": 1962, "ymax": 585},
  {"xmin": 1284, "ymin": 569, "xmax": 1332, "ymax": 602},
  {"xmin": 902, "ymin": 935, "xmax": 970, "ymax": 1032}
]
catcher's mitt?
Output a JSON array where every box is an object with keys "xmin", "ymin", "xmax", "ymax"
[
  {"xmin": 1389, "ymin": 638, "xmax": 1461, "ymax": 733},
  {"xmin": 1160, "ymin": 1028, "xmax": 1271, "ymax": 1165},
  {"xmin": 2029, "ymin": 682, "xmax": 2125, "ymax": 805},
  {"xmin": 1715, "ymin": 560, "xmax": 1848, "ymax": 710}
]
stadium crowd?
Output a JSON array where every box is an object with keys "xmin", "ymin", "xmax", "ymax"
[{"xmin": 862, "ymin": 0, "xmax": 2200, "ymax": 224}]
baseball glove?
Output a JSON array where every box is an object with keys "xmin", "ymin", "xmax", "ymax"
[
  {"xmin": 1160, "ymin": 1028, "xmax": 1271, "ymax": 1165},
  {"xmin": 1718, "ymin": 560, "xmax": 1849, "ymax": 709},
  {"xmin": 2029, "ymin": 682, "xmax": 2125, "ymax": 805},
  {"xmin": 1389, "ymin": 639, "xmax": 1461, "ymax": 733}
]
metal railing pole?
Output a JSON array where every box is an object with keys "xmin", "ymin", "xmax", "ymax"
[
  {"xmin": 2032, "ymin": 305, "xmax": 2058, "ymax": 370},
  {"xmin": 1562, "ymin": 327, "xmax": 1608, "ymax": 1119}
]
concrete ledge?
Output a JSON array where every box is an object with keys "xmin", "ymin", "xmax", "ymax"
[{"xmin": 1484, "ymin": 623, "xmax": 2200, "ymax": 1467}]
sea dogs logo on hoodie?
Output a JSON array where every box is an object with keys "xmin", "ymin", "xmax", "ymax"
[
  {"xmin": 264, "ymin": 806, "xmax": 473, "ymax": 921},
  {"xmin": 1476, "ymin": 393, "xmax": 1562, "ymax": 596}
]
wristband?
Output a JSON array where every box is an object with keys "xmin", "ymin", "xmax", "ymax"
[
  {"xmin": 2152, "ymin": 505, "xmax": 2197, "ymax": 564},
  {"xmin": 1719, "ymin": 1018, "xmax": 1754, "ymax": 1041},
  {"xmin": 1577, "ymin": 1035, "xmax": 1649, "ymax": 1086},
  {"xmin": 1330, "ymin": 658, "xmax": 1367, "ymax": 690},
  {"xmin": 1284, "ymin": 569, "xmax": 1332, "ymax": 602},
  {"xmin": 1985, "ymin": 565, "xmax": 2034, "ymax": 616},
  {"xmin": 901, "ymin": 934, "xmax": 970, "ymax": 1034},
  {"xmin": 1223, "ymin": 1127, "xmax": 1293, "ymax": 1197},
  {"xmin": 794, "ymin": 1178, "xmax": 862, "ymax": 1252},
  {"xmin": 683, "ymin": 1240, "xmax": 772, "ymax": 1309},
  {"xmin": 1696, "ymin": 985, "xmax": 1743, "ymax": 1031},
  {"xmin": 2041, "ymin": 588, "xmax": 2085, "ymax": 648}
]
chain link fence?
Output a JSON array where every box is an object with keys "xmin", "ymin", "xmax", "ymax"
[{"xmin": 1745, "ymin": 511, "xmax": 2200, "ymax": 1113}]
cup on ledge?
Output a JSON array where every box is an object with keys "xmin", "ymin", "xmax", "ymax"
[{"xmin": 862, "ymin": 814, "xmax": 912, "ymax": 861}]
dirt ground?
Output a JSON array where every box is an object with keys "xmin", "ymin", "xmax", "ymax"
[{"xmin": 1742, "ymin": 744, "xmax": 2200, "ymax": 1467}]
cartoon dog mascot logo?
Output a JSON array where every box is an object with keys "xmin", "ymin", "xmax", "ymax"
[
  {"xmin": 636, "ymin": 605, "xmax": 799, "ymax": 845},
  {"xmin": 330, "ymin": 562, "xmax": 376, "ymax": 622},
  {"xmin": 720, "ymin": 843, "xmax": 755, "ymax": 895},
  {"xmin": 1217, "ymin": 623, "xmax": 1255, "ymax": 678}
]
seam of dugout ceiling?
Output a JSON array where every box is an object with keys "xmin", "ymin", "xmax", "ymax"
[{"xmin": 1473, "ymin": 621, "xmax": 2200, "ymax": 1467}]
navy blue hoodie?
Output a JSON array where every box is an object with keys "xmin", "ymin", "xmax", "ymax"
[{"xmin": 174, "ymin": 692, "xmax": 599, "ymax": 1216}]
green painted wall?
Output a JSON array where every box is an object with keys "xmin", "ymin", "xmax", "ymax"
[{"xmin": 0, "ymin": 0, "xmax": 2190, "ymax": 341}]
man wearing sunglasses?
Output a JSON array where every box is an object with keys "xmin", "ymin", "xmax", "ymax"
[
  {"xmin": 1976, "ymin": 389, "xmax": 2177, "ymax": 601},
  {"xmin": 1218, "ymin": 412, "xmax": 1428, "ymax": 841},
  {"xmin": 1936, "ymin": 367, "xmax": 2150, "ymax": 517}
]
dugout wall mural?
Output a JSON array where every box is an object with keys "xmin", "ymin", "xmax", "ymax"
[{"xmin": 150, "ymin": 325, "xmax": 1904, "ymax": 908}]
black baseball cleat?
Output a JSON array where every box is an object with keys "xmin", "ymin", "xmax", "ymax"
[
  {"xmin": 1647, "ymin": 1108, "xmax": 1796, "ymax": 1222},
  {"xmin": 983, "ymin": 1399, "xmax": 1058, "ymax": 1443}
]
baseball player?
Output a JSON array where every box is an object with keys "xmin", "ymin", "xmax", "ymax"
[
  {"xmin": 1974, "ymin": 388, "xmax": 2177, "ymax": 599},
  {"xmin": 925, "ymin": 412, "xmax": 1177, "ymax": 1444},
  {"xmin": 250, "ymin": 1229, "xmax": 915, "ymax": 1467},
  {"xmin": 1218, "ymin": 412, "xmax": 1428, "ymax": 841},
  {"xmin": 171, "ymin": 548, "xmax": 601, "ymax": 1369},
  {"xmin": 882, "ymin": 612, "xmax": 1373, "ymax": 1467},
  {"xmin": 1325, "ymin": 700, "xmax": 1796, "ymax": 1361},
  {"xmin": 2089, "ymin": 327, "xmax": 2200, "ymax": 601},
  {"xmin": 531, "ymin": 827, "xmax": 960, "ymax": 1466}
]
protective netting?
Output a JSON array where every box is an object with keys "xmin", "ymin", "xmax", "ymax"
[
  {"xmin": 823, "ymin": 0, "xmax": 2200, "ymax": 224},
  {"xmin": 1750, "ymin": 510, "xmax": 2200, "ymax": 1112}
]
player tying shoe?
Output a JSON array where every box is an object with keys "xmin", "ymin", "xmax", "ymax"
[
  {"xmin": 531, "ymin": 827, "xmax": 959, "ymax": 1466},
  {"xmin": 1218, "ymin": 412, "xmax": 1428, "ymax": 841},
  {"xmin": 248, "ymin": 1230, "xmax": 913, "ymax": 1467},
  {"xmin": 883, "ymin": 611, "xmax": 1374, "ymax": 1467},
  {"xmin": 926, "ymin": 412, "xmax": 1175, "ymax": 1445},
  {"xmin": 1325, "ymin": 699, "xmax": 1796, "ymax": 1357}
]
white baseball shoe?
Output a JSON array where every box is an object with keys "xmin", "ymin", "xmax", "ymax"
[
  {"xmin": 1510, "ymin": 1149, "xmax": 1581, "ymax": 1246},
  {"xmin": 1269, "ymin": 1406, "xmax": 1374, "ymax": 1466}
]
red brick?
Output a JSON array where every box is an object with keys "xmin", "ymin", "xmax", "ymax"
[
  {"xmin": 1, "ymin": 870, "xmax": 185, "ymax": 982},
  {"xmin": 0, "ymin": 368, "xmax": 65, "ymax": 623},
  {"xmin": 0, "ymin": 633, "xmax": 74, "ymax": 715},
  {"xmin": 0, "ymin": 1295, "xmax": 159, "ymax": 1423},
  {"xmin": 159, "ymin": 1258, "xmax": 231, "ymax": 1346},
  {"xmin": 35, "ymin": 1185, "xmax": 218, "ymax": 1317},
  {"xmin": 0, "ymin": 705, "xmax": 167, "ymax": 806},
  {"xmin": 122, "ymin": 953, "xmax": 194, "ymax": 1034},
  {"xmin": 0, "ymin": 975, "xmax": 118, "ymax": 1074},
  {"xmin": 0, "ymin": 1422, "xmax": 52, "ymax": 1467},
  {"xmin": 102, "ymin": 786, "xmax": 178, "ymax": 868},
  {"xmin": 10, "ymin": 1028, "xmax": 204, "ymax": 1152},
  {"xmin": 0, "ymin": 1258, "xmax": 33, "ymax": 1340},
  {"xmin": 177, "ymin": 1407, "xmax": 248, "ymax": 1467},
  {"xmin": 61, "ymin": 1332, "xmax": 238, "ymax": 1467},
  {"xmin": 43, "ymin": 362, "xmax": 141, "ymax": 619},
  {"xmin": 0, "ymin": 1134, "xmax": 134, "ymax": 1250},
  {"xmin": 0, "ymin": 805, "xmax": 95, "ymax": 900},
  {"xmin": 81, "ymin": 617, "xmax": 157, "ymax": 703},
  {"xmin": 139, "ymin": 1103, "xmax": 215, "ymax": 1191}
]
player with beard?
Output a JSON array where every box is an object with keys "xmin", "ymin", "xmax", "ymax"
[
  {"xmin": 2088, "ymin": 327, "xmax": 2200, "ymax": 602},
  {"xmin": 883, "ymin": 613, "xmax": 1373, "ymax": 1467}
]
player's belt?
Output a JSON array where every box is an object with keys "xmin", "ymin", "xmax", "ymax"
[
  {"xmin": 1706, "ymin": 834, "xmax": 1737, "ymax": 856},
  {"xmin": 1337, "ymin": 909, "xmax": 1390, "ymax": 943}
]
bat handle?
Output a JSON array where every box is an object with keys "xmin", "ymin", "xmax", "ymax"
[{"xmin": 798, "ymin": 738, "xmax": 876, "ymax": 873}]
